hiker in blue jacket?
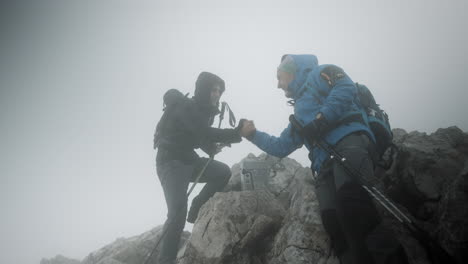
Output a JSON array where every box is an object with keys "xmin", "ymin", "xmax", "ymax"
[{"xmin": 240, "ymin": 54, "xmax": 408, "ymax": 264}]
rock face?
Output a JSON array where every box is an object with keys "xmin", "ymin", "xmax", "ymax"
[
  {"xmin": 76, "ymin": 227, "xmax": 189, "ymax": 264},
  {"xmin": 179, "ymin": 154, "xmax": 333, "ymax": 264},
  {"xmin": 179, "ymin": 190, "xmax": 286, "ymax": 264},
  {"xmin": 42, "ymin": 127, "xmax": 468, "ymax": 264},
  {"xmin": 384, "ymin": 127, "xmax": 468, "ymax": 263},
  {"xmin": 40, "ymin": 255, "xmax": 80, "ymax": 264}
]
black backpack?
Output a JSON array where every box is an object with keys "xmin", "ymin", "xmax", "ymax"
[
  {"xmin": 355, "ymin": 83, "xmax": 394, "ymax": 165},
  {"xmin": 153, "ymin": 89, "xmax": 189, "ymax": 149}
]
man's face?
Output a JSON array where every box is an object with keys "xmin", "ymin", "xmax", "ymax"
[
  {"xmin": 210, "ymin": 84, "xmax": 222, "ymax": 106},
  {"xmin": 277, "ymin": 69, "xmax": 295, "ymax": 98}
]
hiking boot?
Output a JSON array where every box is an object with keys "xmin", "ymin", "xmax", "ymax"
[{"xmin": 187, "ymin": 197, "xmax": 202, "ymax": 224}]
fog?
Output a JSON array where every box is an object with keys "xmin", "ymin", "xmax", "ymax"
[{"xmin": 1, "ymin": 0, "xmax": 467, "ymax": 263}]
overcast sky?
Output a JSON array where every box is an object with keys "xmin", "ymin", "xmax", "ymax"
[{"xmin": 1, "ymin": 0, "xmax": 467, "ymax": 263}]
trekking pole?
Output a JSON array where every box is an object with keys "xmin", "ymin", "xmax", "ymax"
[
  {"xmin": 289, "ymin": 115, "xmax": 458, "ymax": 264},
  {"xmin": 314, "ymin": 137, "xmax": 458, "ymax": 264},
  {"xmin": 143, "ymin": 103, "xmax": 235, "ymax": 264}
]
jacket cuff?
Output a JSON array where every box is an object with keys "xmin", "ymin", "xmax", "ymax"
[
  {"xmin": 249, "ymin": 129, "xmax": 262, "ymax": 143},
  {"xmin": 246, "ymin": 129, "xmax": 257, "ymax": 141}
]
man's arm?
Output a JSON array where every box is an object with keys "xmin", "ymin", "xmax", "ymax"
[
  {"xmin": 206, "ymin": 127, "xmax": 242, "ymax": 144},
  {"xmin": 177, "ymin": 104, "xmax": 241, "ymax": 145},
  {"xmin": 241, "ymin": 121, "xmax": 303, "ymax": 158}
]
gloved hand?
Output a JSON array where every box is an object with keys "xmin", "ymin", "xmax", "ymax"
[
  {"xmin": 303, "ymin": 114, "xmax": 329, "ymax": 141},
  {"xmin": 236, "ymin": 119, "xmax": 248, "ymax": 133},
  {"xmin": 238, "ymin": 118, "xmax": 256, "ymax": 140}
]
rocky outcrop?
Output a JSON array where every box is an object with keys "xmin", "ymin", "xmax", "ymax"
[
  {"xmin": 42, "ymin": 127, "xmax": 468, "ymax": 264},
  {"xmin": 179, "ymin": 154, "xmax": 333, "ymax": 264},
  {"xmin": 40, "ymin": 255, "xmax": 80, "ymax": 264},
  {"xmin": 179, "ymin": 190, "xmax": 286, "ymax": 264},
  {"xmin": 383, "ymin": 127, "xmax": 468, "ymax": 263},
  {"xmin": 178, "ymin": 126, "xmax": 468, "ymax": 264},
  {"xmin": 79, "ymin": 227, "xmax": 190, "ymax": 264}
]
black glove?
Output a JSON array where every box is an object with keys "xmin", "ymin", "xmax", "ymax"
[
  {"xmin": 303, "ymin": 116, "xmax": 329, "ymax": 141},
  {"xmin": 236, "ymin": 119, "xmax": 247, "ymax": 131},
  {"xmin": 225, "ymin": 119, "xmax": 246, "ymax": 143}
]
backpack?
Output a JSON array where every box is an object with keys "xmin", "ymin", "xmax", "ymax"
[
  {"xmin": 153, "ymin": 89, "xmax": 190, "ymax": 149},
  {"xmin": 318, "ymin": 66, "xmax": 394, "ymax": 163},
  {"xmin": 355, "ymin": 83, "xmax": 394, "ymax": 164}
]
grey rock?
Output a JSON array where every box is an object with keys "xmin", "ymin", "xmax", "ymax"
[
  {"xmin": 40, "ymin": 255, "xmax": 80, "ymax": 264},
  {"xmin": 436, "ymin": 161, "xmax": 468, "ymax": 263},
  {"xmin": 386, "ymin": 127, "xmax": 468, "ymax": 212},
  {"xmin": 385, "ymin": 127, "xmax": 468, "ymax": 263},
  {"xmin": 179, "ymin": 190, "xmax": 286, "ymax": 264},
  {"xmin": 179, "ymin": 154, "xmax": 333, "ymax": 264},
  {"xmin": 79, "ymin": 226, "xmax": 190, "ymax": 264},
  {"xmin": 42, "ymin": 127, "xmax": 468, "ymax": 264}
]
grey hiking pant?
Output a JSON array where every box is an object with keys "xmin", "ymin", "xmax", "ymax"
[
  {"xmin": 155, "ymin": 153, "xmax": 231, "ymax": 264},
  {"xmin": 315, "ymin": 132, "xmax": 408, "ymax": 264}
]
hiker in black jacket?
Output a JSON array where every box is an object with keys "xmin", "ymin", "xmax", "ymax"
[{"xmin": 154, "ymin": 72, "xmax": 242, "ymax": 264}]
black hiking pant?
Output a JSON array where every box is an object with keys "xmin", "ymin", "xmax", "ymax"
[
  {"xmin": 315, "ymin": 132, "xmax": 408, "ymax": 264},
  {"xmin": 155, "ymin": 152, "xmax": 231, "ymax": 264}
]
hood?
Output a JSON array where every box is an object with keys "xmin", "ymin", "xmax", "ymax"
[
  {"xmin": 193, "ymin": 72, "xmax": 225, "ymax": 110},
  {"xmin": 281, "ymin": 54, "xmax": 318, "ymax": 99}
]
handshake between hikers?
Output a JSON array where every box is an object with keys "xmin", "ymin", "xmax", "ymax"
[{"xmin": 150, "ymin": 54, "xmax": 456, "ymax": 264}]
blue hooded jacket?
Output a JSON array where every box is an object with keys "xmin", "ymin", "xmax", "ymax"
[{"xmin": 250, "ymin": 54, "xmax": 375, "ymax": 173}]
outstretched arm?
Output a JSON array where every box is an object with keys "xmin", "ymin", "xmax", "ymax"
[
  {"xmin": 240, "ymin": 120, "xmax": 303, "ymax": 158},
  {"xmin": 177, "ymin": 104, "xmax": 241, "ymax": 145}
]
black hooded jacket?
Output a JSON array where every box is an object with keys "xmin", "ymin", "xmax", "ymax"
[{"xmin": 155, "ymin": 72, "xmax": 241, "ymax": 163}]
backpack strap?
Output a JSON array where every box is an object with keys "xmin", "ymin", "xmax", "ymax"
[
  {"xmin": 316, "ymin": 67, "xmax": 369, "ymax": 133},
  {"xmin": 218, "ymin": 102, "xmax": 237, "ymax": 128},
  {"xmin": 320, "ymin": 65, "xmax": 346, "ymax": 87}
]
